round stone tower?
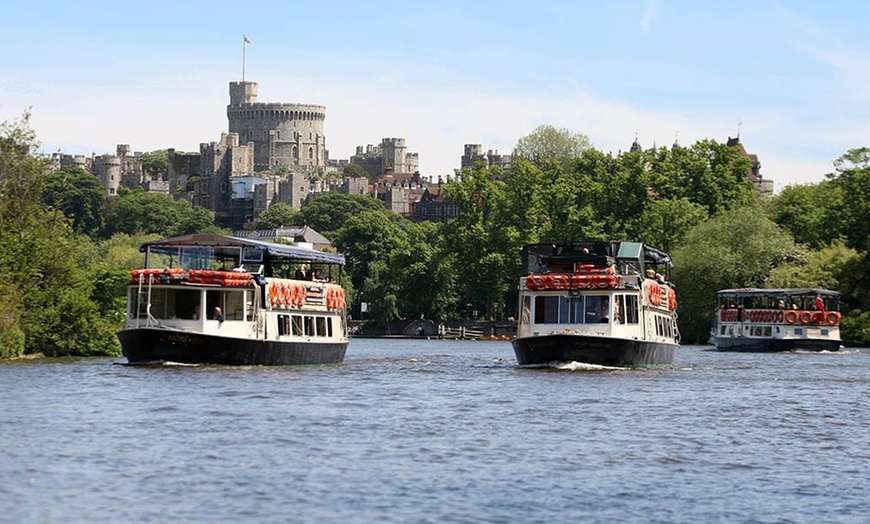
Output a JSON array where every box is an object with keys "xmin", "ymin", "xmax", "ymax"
[
  {"xmin": 93, "ymin": 155, "xmax": 121, "ymax": 197},
  {"xmin": 227, "ymin": 81, "xmax": 326, "ymax": 173}
]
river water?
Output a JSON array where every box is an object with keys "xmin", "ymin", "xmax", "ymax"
[{"xmin": 2, "ymin": 340, "xmax": 868, "ymax": 523}]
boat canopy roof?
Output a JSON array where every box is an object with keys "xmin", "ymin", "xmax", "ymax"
[
  {"xmin": 139, "ymin": 234, "xmax": 345, "ymax": 267},
  {"xmin": 717, "ymin": 288, "xmax": 840, "ymax": 298},
  {"xmin": 519, "ymin": 241, "xmax": 671, "ymax": 276}
]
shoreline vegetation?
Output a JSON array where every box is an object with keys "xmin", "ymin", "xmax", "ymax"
[{"xmin": 2, "ymin": 115, "xmax": 868, "ymax": 359}]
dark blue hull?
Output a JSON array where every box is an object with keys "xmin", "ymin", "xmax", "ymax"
[
  {"xmin": 511, "ymin": 334, "xmax": 677, "ymax": 367},
  {"xmin": 118, "ymin": 328, "xmax": 347, "ymax": 366},
  {"xmin": 713, "ymin": 336, "xmax": 840, "ymax": 352}
]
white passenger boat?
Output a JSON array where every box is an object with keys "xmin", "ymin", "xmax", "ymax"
[
  {"xmin": 118, "ymin": 234, "xmax": 348, "ymax": 365},
  {"xmin": 712, "ymin": 288, "xmax": 842, "ymax": 352},
  {"xmin": 512, "ymin": 241, "xmax": 680, "ymax": 367}
]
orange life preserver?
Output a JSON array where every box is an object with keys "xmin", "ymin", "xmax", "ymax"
[
  {"xmin": 648, "ymin": 282, "xmax": 661, "ymax": 306},
  {"xmin": 327, "ymin": 288, "xmax": 336, "ymax": 309},
  {"xmin": 269, "ymin": 283, "xmax": 280, "ymax": 307},
  {"xmin": 785, "ymin": 310, "xmax": 797, "ymax": 324},
  {"xmin": 336, "ymin": 288, "xmax": 345, "ymax": 309},
  {"xmin": 799, "ymin": 311, "xmax": 812, "ymax": 324},
  {"xmin": 826, "ymin": 311, "xmax": 841, "ymax": 325},
  {"xmin": 297, "ymin": 284, "xmax": 308, "ymax": 306},
  {"xmin": 280, "ymin": 283, "xmax": 292, "ymax": 308}
]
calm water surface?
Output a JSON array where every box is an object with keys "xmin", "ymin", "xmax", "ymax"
[{"xmin": 2, "ymin": 340, "xmax": 869, "ymax": 523}]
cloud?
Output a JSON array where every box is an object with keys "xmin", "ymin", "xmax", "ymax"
[{"xmin": 640, "ymin": 0, "xmax": 661, "ymax": 35}]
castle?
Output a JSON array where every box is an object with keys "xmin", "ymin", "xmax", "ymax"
[{"xmin": 48, "ymin": 79, "xmax": 772, "ymax": 230}]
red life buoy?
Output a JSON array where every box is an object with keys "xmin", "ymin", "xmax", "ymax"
[
  {"xmin": 269, "ymin": 283, "xmax": 280, "ymax": 307},
  {"xmin": 799, "ymin": 311, "xmax": 812, "ymax": 324},
  {"xmin": 785, "ymin": 310, "xmax": 797, "ymax": 324},
  {"xmin": 826, "ymin": 311, "xmax": 841, "ymax": 325},
  {"xmin": 776, "ymin": 310, "xmax": 784, "ymax": 323}
]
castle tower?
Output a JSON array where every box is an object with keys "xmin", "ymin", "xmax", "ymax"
[
  {"xmin": 93, "ymin": 155, "xmax": 122, "ymax": 197},
  {"xmin": 226, "ymin": 80, "xmax": 326, "ymax": 173}
]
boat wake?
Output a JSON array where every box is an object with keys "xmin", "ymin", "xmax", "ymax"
[{"xmin": 521, "ymin": 361, "xmax": 624, "ymax": 371}]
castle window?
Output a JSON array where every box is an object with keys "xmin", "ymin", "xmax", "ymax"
[{"xmin": 308, "ymin": 147, "xmax": 313, "ymax": 160}]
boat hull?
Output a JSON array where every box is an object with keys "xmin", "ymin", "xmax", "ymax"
[
  {"xmin": 511, "ymin": 334, "xmax": 677, "ymax": 367},
  {"xmin": 713, "ymin": 336, "xmax": 840, "ymax": 353},
  {"xmin": 118, "ymin": 328, "xmax": 347, "ymax": 366}
]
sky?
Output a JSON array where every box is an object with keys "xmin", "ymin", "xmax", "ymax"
[{"xmin": 1, "ymin": 0, "xmax": 868, "ymax": 191}]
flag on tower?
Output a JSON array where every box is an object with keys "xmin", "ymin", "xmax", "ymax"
[{"xmin": 244, "ymin": 35, "xmax": 251, "ymax": 44}]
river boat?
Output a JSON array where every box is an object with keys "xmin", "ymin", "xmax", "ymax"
[
  {"xmin": 118, "ymin": 234, "xmax": 348, "ymax": 365},
  {"xmin": 711, "ymin": 288, "xmax": 842, "ymax": 352},
  {"xmin": 512, "ymin": 241, "xmax": 680, "ymax": 367}
]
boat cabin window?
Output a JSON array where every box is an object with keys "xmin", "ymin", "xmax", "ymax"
[
  {"xmin": 533, "ymin": 295, "xmax": 610, "ymax": 324},
  {"xmin": 206, "ymin": 290, "xmax": 250, "ymax": 321},
  {"xmin": 131, "ymin": 288, "xmax": 200, "ymax": 320},
  {"xmin": 277, "ymin": 314, "xmax": 334, "ymax": 338},
  {"xmin": 521, "ymin": 296, "xmax": 531, "ymax": 327},
  {"xmin": 614, "ymin": 294, "xmax": 639, "ymax": 324}
]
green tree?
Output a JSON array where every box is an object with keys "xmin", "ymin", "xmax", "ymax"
[
  {"xmin": 141, "ymin": 150, "xmax": 169, "ymax": 179},
  {"xmin": 827, "ymin": 147, "xmax": 870, "ymax": 251},
  {"xmin": 0, "ymin": 112, "xmax": 119, "ymax": 358},
  {"xmin": 256, "ymin": 203, "xmax": 301, "ymax": 230},
  {"xmin": 302, "ymin": 192, "xmax": 386, "ymax": 237},
  {"xmin": 104, "ymin": 188, "xmax": 214, "ymax": 237},
  {"xmin": 671, "ymin": 205, "xmax": 797, "ymax": 343},
  {"xmin": 636, "ymin": 197, "xmax": 707, "ymax": 253},
  {"xmin": 392, "ymin": 221, "xmax": 458, "ymax": 321},
  {"xmin": 42, "ymin": 165, "xmax": 106, "ymax": 237},
  {"xmin": 768, "ymin": 181, "xmax": 844, "ymax": 249},
  {"xmin": 443, "ymin": 163, "xmax": 518, "ymax": 319},
  {"xmin": 343, "ymin": 163, "xmax": 370, "ymax": 180},
  {"xmin": 514, "ymin": 124, "xmax": 592, "ymax": 167},
  {"xmin": 334, "ymin": 209, "xmax": 411, "ymax": 320}
]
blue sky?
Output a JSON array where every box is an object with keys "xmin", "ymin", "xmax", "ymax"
[{"xmin": 1, "ymin": 0, "xmax": 867, "ymax": 189}]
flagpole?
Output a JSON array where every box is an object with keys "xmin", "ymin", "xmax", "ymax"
[{"xmin": 242, "ymin": 35, "xmax": 246, "ymax": 81}]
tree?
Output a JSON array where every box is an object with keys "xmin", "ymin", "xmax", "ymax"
[
  {"xmin": 671, "ymin": 205, "xmax": 797, "ymax": 343},
  {"xmin": 768, "ymin": 181, "xmax": 844, "ymax": 249},
  {"xmin": 140, "ymin": 150, "xmax": 169, "ymax": 179},
  {"xmin": 104, "ymin": 188, "xmax": 214, "ymax": 237},
  {"xmin": 0, "ymin": 112, "xmax": 119, "ymax": 357},
  {"xmin": 827, "ymin": 147, "xmax": 870, "ymax": 251},
  {"xmin": 302, "ymin": 192, "xmax": 386, "ymax": 237},
  {"xmin": 636, "ymin": 197, "xmax": 707, "ymax": 253},
  {"xmin": 343, "ymin": 163, "xmax": 370, "ymax": 180},
  {"xmin": 256, "ymin": 203, "xmax": 301, "ymax": 230},
  {"xmin": 514, "ymin": 124, "xmax": 591, "ymax": 167},
  {"xmin": 334, "ymin": 209, "xmax": 408, "ymax": 322},
  {"xmin": 42, "ymin": 165, "xmax": 106, "ymax": 238},
  {"xmin": 443, "ymin": 163, "xmax": 519, "ymax": 319}
]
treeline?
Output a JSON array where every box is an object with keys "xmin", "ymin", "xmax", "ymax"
[{"xmin": 1, "ymin": 117, "xmax": 867, "ymax": 358}]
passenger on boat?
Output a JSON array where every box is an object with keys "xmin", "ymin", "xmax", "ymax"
[
  {"xmin": 311, "ymin": 269, "xmax": 324, "ymax": 282},
  {"xmin": 295, "ymin": 266, "xmax": 308, "ymax": 280},
  {"xmin": 778, "ymin": 300, "xmax": 786, "ymax": 309},
  {"xmin": 213, "ymin": 307, "xmax": 225, "ymax": 322},
  {"xmin": 192, "ymin": 305, "xmax": 201, "ymax": 320}
]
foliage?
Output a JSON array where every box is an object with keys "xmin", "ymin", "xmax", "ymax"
[
  {"xmin": 514, "ymin": 124, "xmax": 591, "ymax": 167},
  {"xmin": 42, "ymin": 165, "xmax": 106, "ymax": 238},
  {"xmin": 141, "ymin": 149, "xmax": 170, "ymax": 179},
  {"xmin": 671, "ymin": 205, "xmax": 797, "ymax": 343},
  {"xmin": 768, "ymin": 181, "xmax": 844, "ymax": 249},
  {"xmin": 256, "ymin": 203, "xmax": 301, "ymax": 230},
  {"xmin": 343, "ymin": 163, "xmax": 370, "ymax": 180},
  {"xmin": 302, "ymin": 192, "xmax": 386, "ymax": 237},
  {"xmin": 0, "ymin": 112, "xmax": 119, "ymax": 357},
  {"xmin": 826, "ymin": 147, "xmax": 870, "ymax": 252},
  {"xmin": 104, "ymin": 188, "xmax": 214, "ymax": 237}
]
